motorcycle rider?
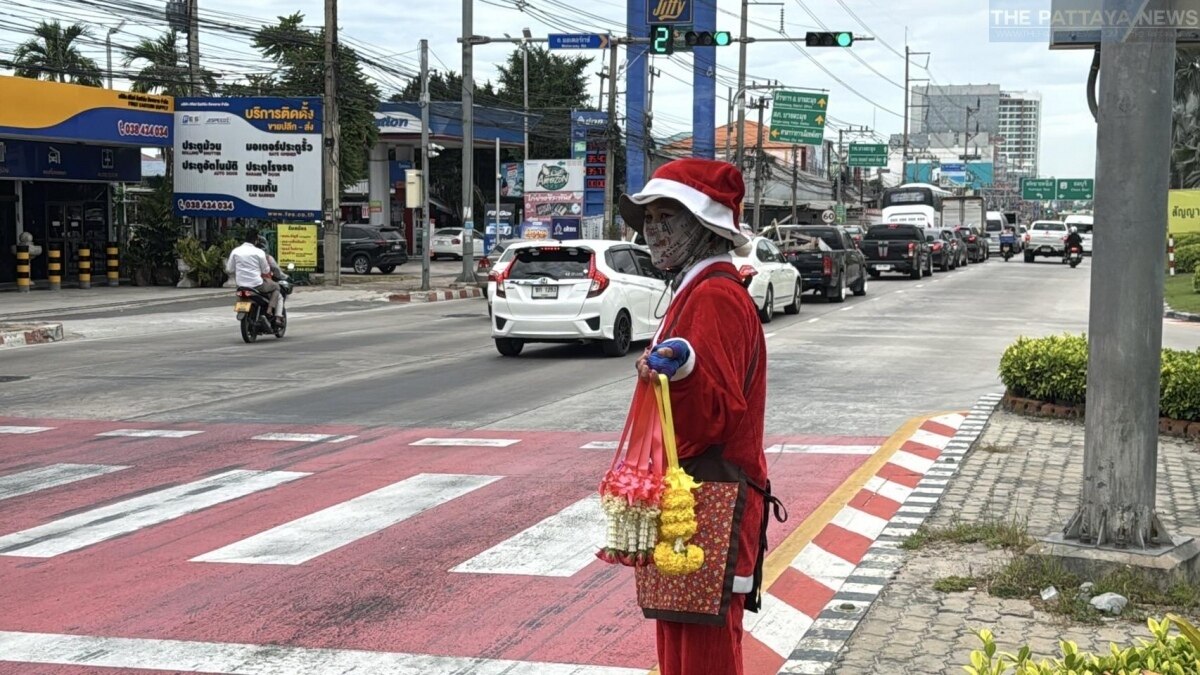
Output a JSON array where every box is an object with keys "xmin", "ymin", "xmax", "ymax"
[
  {"xmin": 225, "ymin": 229, "xmax": 282, "ymax": 325},
  {"xmin": 1064, "ymin": 226, "xmax": 1084, "ymax": 262},
  {"xmin": 256, "ymin": 236, "xmax": 289, "ymax": 282}
]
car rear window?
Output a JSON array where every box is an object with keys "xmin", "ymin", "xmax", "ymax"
[
  {"xmin": 986, "ymin": 219, "xmax": 1004, "ymax": 232},
  {"xmin": 1033, "ymin": 222, "xmax": 1066, "ymax": 232},
  {"xmin": 435, "ymin": 229, "xmax": 460, "ymax": 237},
  {"xmin": 507, "ymin": 247, "xmax": 592, "ymax": 280},
  {"xmin": 377, "ymin": 229, "xmax": 403, "ymax": 240},
  {"xmin": 866, "ymin": 224, "xmax": 922, "ymax": 240}
]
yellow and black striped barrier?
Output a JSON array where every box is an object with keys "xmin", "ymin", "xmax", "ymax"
[
  {"xmin": 78, "ymin": 247, "xmax": 92, "ymax": 289},
  {"xmin": 48, "ymin": 245, "xmax": 62, "ymax": 291},
  {"xmin": 16, "ymin": 243, "xmax": 30, "ymax": 293},
  {"xmin": 106, "ymin": 243, "xmax": 119, "ymax": 287}
]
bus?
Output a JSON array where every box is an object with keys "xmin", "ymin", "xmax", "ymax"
[{"xmin": 880, "ymin": 183, "xmax": 953, "ymax": 229}]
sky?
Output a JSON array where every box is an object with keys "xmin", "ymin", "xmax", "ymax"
[{"xmin": 0, "ymin": 0, "xmax": 1099, "ymax": 179}]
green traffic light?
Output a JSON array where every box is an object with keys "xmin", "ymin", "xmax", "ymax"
[
  {"xmin": 715, "ymin": 31, "xmax": 732, "ymax": 46},
  {"xmin": 836, "ymin": 32, "xmax": 853, "ymax": 47}
]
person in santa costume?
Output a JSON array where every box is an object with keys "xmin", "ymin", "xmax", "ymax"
[{"xmin": 620, "ymin": 158, "xmax": 773, "ymax": 675}]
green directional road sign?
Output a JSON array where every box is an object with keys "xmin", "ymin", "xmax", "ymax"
[
  {"xmin": 1021, "ymin": 178, "xmax": 1056, "ymax": 201},
  {"xmin": 770, "ymin": 90, "xmax": 830, "ymax": 145},
  {"xmin": 1056, "ymin": 179, "xmax": 1094, "ymax": 200},
  {"xmin": 834, "ymin": 203, "xmax": 847, "ymax": 223},
  {"xmin": 847, "ymin": 143, "xmax": 887, "ymax": 168}
]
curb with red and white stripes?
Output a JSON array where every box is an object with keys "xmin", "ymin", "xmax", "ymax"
[
  {"xmin": 387, "ymin": 288, "xmax": 482, "ymax": 303},
  {"xmin": 775, "ymin": 392, "xmax": 1003, "ymax": 674},
  {"xmin": 0, "ymin": 323, "xmax": 64, "ymax": 349}
]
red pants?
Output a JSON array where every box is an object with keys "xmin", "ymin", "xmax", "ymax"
[{"xmin": 655, "ymin": 594, "xmax": 746, "ymax": 675}]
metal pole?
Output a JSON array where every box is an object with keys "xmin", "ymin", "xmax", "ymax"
[
  {"xmin": 495, "ymin": 136, "xmax": 501, "ymax": 249},
  {"xmin": 753, "ymin": 98, "xmax": 766, "ymax": 232},
  {"xmin": 322, "ymin": 0, "xmax": 341, "ymax": 285},
  {"xmin": 187, "ymin": 0, "xmax": 200, "ymax": 94},
  {"xmin": 420, "ymin": 39, "xmax": 432, "ymax": 292},
  {"xmin": 725, "ymin": 86, "xmax": 734, "ymax": 162},
  {"xmin": 603, "ymin": 42, "xmax": 618, "ymax": 239},
  {"xmin": 791, "ymin": 145, "xmax": 798, "ymax": 223},
  {"xmin": 458, "ymin": 0, "xmax": 476, "ymax": 283},
  {"xmin": 523, "ymin": 39, "xmax": 529, "ymax": 158},
  {"xmin": 1062, "ymin": 0, "xmax": 1176, "ymax": 548},
  {"xmin": 105, "ymin": 32, "xmax": 114, "ymax": 89},
  {"xmin": 734, "ymin": 0, "xmax": 750, "ymax": 172},
  {"xmin": 901, "ymin": 45, "xmax": 909, "ymax": 185},
  {"xmin": 837, "ymin": 127, "xmax": 844, "ymax": 211}
]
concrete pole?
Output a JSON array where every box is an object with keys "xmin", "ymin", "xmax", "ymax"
[
  {"xmin": 791, "ymin": 145, "xmax": 798, "ymax": 223},
  {"xmin": 725, "ymin": 86, "xmax": 734, "ymax": 162},
  {"xmin": 494, "ymin": 136, "xmax": 501, "ymax": 249},
  {"xmin": 1062, "ymin": 0, "xmax": 1176, "ymax": 549},
  {"xmin": 901, "ymin": 45, "xmax": 909, "ymax": 185},
  {"xmin": 603, "ymin": 42, "xmax": 618, "ymax": 239},
  {"xmin": 420, "ymin": 39, "xmax": 432, "ymax": 292},
  {"xmin": 734, "ymin": 0, "xmax": 749, "ymax": 173},
  {"xmin": 836, "ymin": 127, "xmax": 844, "ymax": 212},
  {"xmin": 187, "ymin": 0, "xmax": 200, "ymax": 94},
  {"xmin": 752, "ymin": 98, "xmax": 766, "ymax": 231},
  {"xmin": 322, "ymin": 0, "xmax": 341, "ymax": 285},
  {"xmin": 458, "ymin": 0, "xmax": 476, "ymax": 282},
  {"xmin": 523, "ymin": 39, "xmax": 529, "ymax": 158}
]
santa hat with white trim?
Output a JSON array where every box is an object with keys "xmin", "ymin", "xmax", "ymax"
[{"xmin": 619, "ymin": 158, "xmax": 749, "ymax": 247}]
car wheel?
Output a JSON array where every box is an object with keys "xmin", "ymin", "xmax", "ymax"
[
  {"xmin": 784, "ymin": 281, "xmax": 801, "ymax": 314},
  {"xmin": 868, "ymin": 269, "xmax": 881, "ymax": 279},
  {"xmin": 759, "ymin": 285, "xmax": 775, "ymax": 323},
  {"xmin": 923, "ymin": 257, "xmax": 933, "ymax": 277},
  {"xmin": 495, "ymin": 338, "xmax": 524, "ymax": 357},
  {"xmin": 909, "ymin": 263, "xmax": 922, "ymax": 280},
  {"xmin": 352, "ymin": 254, "xmax": 371, "ymax": 275},
  {"xmin": 378, "ymin": 265, "xmax": 397, "ymax": 274},
  {"xmin": 602, "ymin": 311, "xmax": 633, "ymax": 357},
  {"xmin": 827, "ymin": 276, "xmax": 846, "ymax": 303}
]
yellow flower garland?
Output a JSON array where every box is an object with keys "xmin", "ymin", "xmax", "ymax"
[{"xmin": 652, "ymin": 376, "xmax": 705, "ymax": 576}]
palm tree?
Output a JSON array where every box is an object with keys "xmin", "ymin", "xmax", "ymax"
[
  {"xmin": 1172, "ymin": 49, "xmax": 1200, "ymax": 188},
  {"xmin": 12, "ymin": 20, "xmax": 103, "ymax": 86},
  {"xmin": 123, "ymin": 32, "xmax": 215, "ymax": 96}
]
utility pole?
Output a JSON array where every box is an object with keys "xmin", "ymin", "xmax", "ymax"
[
  {"xmin": 1061, "ymin": 1, "xmax": 1177, "ymax": 549},
  {"xmin": 522, "ymin": 28, "xmax": 531, "ymax": 158},
  {"xmin": 321, "ymin": 0, "xmax": 341, "ymax": 285},
  {"xmin": 419, "ymin": 39, "xmax": 432, "ymax": 292},
  {"xmin": 646, "ymin": 67, "xmax": 659, "ymax": 180},
  {"xmin": 836, "ymin": 127, "xmax": 844, "ymax": 210},
  {"xmin": 458, "ymin": 0, "xmax": 476, "ymax": 283},
  {"xmin": 187, "ymin": 0, "xmax": 200, "ymax": 94},
  {"xmin": 751, "ymin": 97, "xmax": 769, "ymax": 231},
  {"xmin": 725, "ymin": 86, "xmax": 734, "ymax": 162},
  {"xmin": 791, "ymin": 145, "xmax": 798, "ymax": 223},
  {"xmin": 105, "ymin": 21, "xmax": 126, "ymax": 89},
  {"xmin": 963, "ymin": 98, "xmax": 980, "ymax": 171},
  {"xmin": 902, "ymin": 44, "xmax": 930, "ymax": 185},
  {"xmin": 734, "ymin": 0, "xmax": 750, "ymax": 172},
  {"xmin": 603, "ymin": 42, "xmax": 619, "ymax": 239}
]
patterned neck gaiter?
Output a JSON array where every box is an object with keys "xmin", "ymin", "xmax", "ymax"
[{"xmin": 644, "ymin": 211, "xmax": 708, "ymax": 270}]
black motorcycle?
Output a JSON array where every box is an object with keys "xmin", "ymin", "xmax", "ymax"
[
  {"xmin": 1067, "ymin": 246, "xmax": 1084, "ymax": 269},
  {"xmin": 234, "ymin": 270, "xmax": 293, "ymax": 343}
]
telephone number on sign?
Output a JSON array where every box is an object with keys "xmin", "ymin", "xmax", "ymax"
[{"xmin": 176, "ymin": 198, "xmax": 236, "ymax": 212}]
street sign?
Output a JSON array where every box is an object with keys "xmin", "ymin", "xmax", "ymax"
[
  {"xmin": 769, "ymin": 90, "xmax": 830, "ymax": 145},
  {"xmin": 834, "ymin": 204, "xmax": 847, "ymax": 224},
  {"xmin": 1021, "ymin": 178, "xmax": 1056, "ymax": 201},
  {"xmin": 847, "ymin": 143, "xmax": 887, "ymax": 167},
  {"xmin": 1057, "ymin": 179, "xmax": 1094, "ymax": 200},
  {"xmin": 548, "ymin": 34, "xmax": 611, "ymax": 50},
  {"xmin": 821, "ymin": 209, "xmax": 836, "ymax": 223}
]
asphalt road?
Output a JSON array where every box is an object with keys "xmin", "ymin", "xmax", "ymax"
[{"xmin": 1, "ymin": 257, "xmax": 1197, "ymax": 436}]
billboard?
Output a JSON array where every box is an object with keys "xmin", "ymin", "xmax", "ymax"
[
  {"xmin": 524, "ymin": 159, "xmax": 585, "ymax": 193},
  {"xmin": 1169, "ymin": 189, "xmax": 1200, "ymax": 234},
  {"xmin": 0, "ymin": 139, "xmax": 140, "ymax": 183},
  {"xmin": 173, "ymin": 97, "xmax": 322, "ymax": 219},
  {"xmin": 501, "ymin": 162, "xmax": 524, "ymax": 197},
  {"xmin": 0, "ymin": 75, "xmax": 173, "ymax": 146}
]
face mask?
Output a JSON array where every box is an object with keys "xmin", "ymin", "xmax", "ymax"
[{"xmin": 645, "ymin": 211, "xmax": 705, "ymax": 269}]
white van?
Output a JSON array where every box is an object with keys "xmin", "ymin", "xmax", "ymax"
[{"xmin": 1063, "ymin": 214, "xmax": 1094, "ymax": 255}]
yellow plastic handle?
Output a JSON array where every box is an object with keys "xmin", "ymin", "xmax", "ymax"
[{"xmin": 654, "ymin": 374, "xmax": 680, "ymax": 469}]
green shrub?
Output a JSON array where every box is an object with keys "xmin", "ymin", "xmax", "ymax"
[
  {"xmin": 1173, "ymin": 232, "xmax": 1200, "ymax": 249},
  {"xmin": 1176, "ymin": 243, "xmax": 1200, "ymax": 274},
  {"xmin": 1193, "ymin": 266, "xmax": 1199, "ymax": 294},
  {"xmin": 1161, "ymin": 349, "xmax": 1200, "ymax": 421},
  {"xmin": 999, "ymin": 334, "xmax": 1089, "ymax": 405},
  {"xmin": 963, "ymin": 616, "xmax": 1200, "ymax": 674},
  {"xmin": 174, "ymin": 237, "xmax": 236, "ymax": 287}
]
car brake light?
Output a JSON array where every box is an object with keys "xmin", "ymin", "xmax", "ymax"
[
  {"xmin": 1024, "ymin": 233, "xmax": 1031, "ymax": 242},
  {"xmin": 477, "ymin": 257, "xmax": 491, "ymax": 270},
  {"xmin": 738, "ymin": 265, "xmax": 758, "ymax": 280},
  {"xmin": 494, "ymin": 266, "xmax": 510, "ymax": 298},
  {"xmin": 932, "ymin": 242, "xmax": 943, "ymax": 251},
  {"xmin": 968, "ymin": 235, "xmax": 977, "ymax": 243},
  {"xmin": 587, "ymin": 257, "xmax": 609, "ymax": 297},
  {"xmin": 237, "ymin": 290, "xmax": 252, "ymax": 298},
  {"xmin": 822, "ymin": 256, "xmax": 832, "ymax": 276},
  {"xmin": 907, "ymin": 242, "xmax": 916, "ymax": 257},
  {"xmin": 452, "ymin": 238, "xmax": 461, "ymax": 245}
]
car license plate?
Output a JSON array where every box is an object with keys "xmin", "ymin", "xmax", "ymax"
[
  {"xmin": 234, "ymin": 301, "xmax": 251, "ymax": 312},
  {"xmin": 392, "ymin": 243, "xmax": 402, "ymax": 250},
  {"xmin": 1040, "ymin": 246, "xmax": 1052, "ymax": 253},
  {"xmin": 875, "ymin": 264, "xmax": 892, "ymax": 271},
  {"xmin": 531, "ymin": 285, "xmax": 558, "ymax": 299}
]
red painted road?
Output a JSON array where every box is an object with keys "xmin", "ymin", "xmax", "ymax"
[{"xmin": 0, "ymin": 417, "xmax": 879, "ymax": 673}]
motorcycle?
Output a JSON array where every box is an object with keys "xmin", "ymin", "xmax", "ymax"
[
  {"xmin": 234, "ymin": 264, "xmax": 294, "ymax": 343},
  {"xmin": 999, "ymin": 234, "xmax": 1016, "ymax": 262},
  {"xmin": 1067, "ymin": 246, "xmax": 1083, "ymax": 269}
]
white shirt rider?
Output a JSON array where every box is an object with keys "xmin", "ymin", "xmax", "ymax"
[{"xmin": 227, "ymin": 242, "xmax": 271, "ymax": 288}]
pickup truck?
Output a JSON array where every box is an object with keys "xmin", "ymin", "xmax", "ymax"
[
  {"xmin": 1023, "ymin": 220, "xmax": 1069, "ymax": 262},
  {"xmin": 771, "ymin": 225, "xmax": 867, "ymax": 302},
  {"xmin": 861, "ymin": 223, "xmax": 933, "ymax": 280}
]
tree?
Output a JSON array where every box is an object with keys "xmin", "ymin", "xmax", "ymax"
[
  {"xmin": 12, "ymin": 20, "xmax": 102, "ymax": 86},
  {"xmin": 1171, "ymin": 48, "xmax": 1200, "ymax": 188},
  {"xmin": 248, "ymin": 13, "xmax": 381, "ymax": 191},
  {"xmin": 123, "ymin": 32, "xmax": 216, "ymax": 97},
  {"xmin": 390, "ymin": 70, "xmax": 495, "ymax": 103},
  {"xmin": 493, "ymin": 46, "xmax": 593, "ymax": 161}
]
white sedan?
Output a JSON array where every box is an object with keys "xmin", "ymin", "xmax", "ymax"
[
  {"xmin": 731, "ymin": 236, "xmax": 801, "ymax": 323},
  {"xmin": 490, "ymin": 240, "xmax": 668, "ymax": 357},
  {"xmin": 430, "ymin": 228, "xmax": 487, "ymax": 260}
]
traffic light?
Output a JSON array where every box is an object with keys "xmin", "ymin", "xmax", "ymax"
[
  {"xmin": 806, "ymin": 31, "xmax": 854, "ymax": 47},
  {"xmin": 650, "ymin": 24, "xmax": 674, "ymax": 54},
  {"xmin": 684, "ymin": 31, "xmax": 733, "ymax": 47}
]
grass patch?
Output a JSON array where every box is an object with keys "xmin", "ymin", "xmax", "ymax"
[
  {"xmin": 1164, "ymin": 273, "xmax": 1200, "ymax": 314},
  {"xmin": 902, "ymin": 517, "xmax": 1034, "ymax": 551},
  {"xmin": 933, "ymin": 575, "xmax": 976, "ymax": 593}
]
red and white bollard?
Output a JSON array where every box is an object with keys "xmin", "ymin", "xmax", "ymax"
[{"xmin": 1169, "ymin": 235, "xmax": 1176, "ymax": 276}]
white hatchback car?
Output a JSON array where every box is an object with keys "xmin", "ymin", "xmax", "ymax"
[
  {"xmin": 731, "ymin": 236, "xmax": 801, "ymax": 323},
  {"xmin": 490, "ymin": 240, "xmax": 668, "ymax": 357}
]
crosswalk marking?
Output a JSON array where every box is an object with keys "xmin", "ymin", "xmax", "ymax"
[
  {"xmin": 0, "ymin": 464, "xmax": 128, "ymax": 502},
  {"xmin": 0, "ymin": 426, "xmax": 54, "ymax": 434},
  {"xmin": 765, "ymin": 444, "xmax": 878, "ymax": 455},
  {"xmin": 96, "ymin": 429, "xmax": 203, "ymax": 439},
  {"xmin": 0, "ymin": 470, "xmax": 307, "ymax": 558},
  {"xmin": 0, "ymin": 631, "xmax": 648, "ymax": 675},
  {"xmin": 452, "ymin": 497, "xmax": 604, "ymax": 577},
  {"xmin": 250, "ymin": 433, "xmax": 357, "ymax": 443},
  {"xmin": 192, "ymin": 473, "xmax": 501, "ymax": 566},
  {"xmin": 580, "ymin": 440, "xmax": 618, "ymax": 450},
  {"xmin": 410, "ymin": 437, "xmax": 521, "ymax": 447}
]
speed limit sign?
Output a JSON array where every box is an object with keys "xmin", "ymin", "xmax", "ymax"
[{"xmin": 821, "ymin": 209, "xmax": 836, "ymax": 223}]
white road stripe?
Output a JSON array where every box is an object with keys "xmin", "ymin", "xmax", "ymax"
[
  {"xmin": 744, "ymin": 592, "xmax": 816, "ymax": 658},
  {"xmin": 410, "ymin": 438, "xmax": 521, "ymax": 447},
  {"xmin": 790, "ymin": 542, "xmax": 856, "ymax": 590},
  {"xmin": 840, "ymin": 582, "xmax": 885, "ymax": 596},
  {"xmin": 831, "ymin": 506, "xmax": 890, "ymax": 540},
  {"xmin": 807, "ymin": 317, "xmax": 820, "ymax": 323},
  {"xmin": 782, "ymin": 660, "xmax": 834, "ymax": 674},
  {"xmin": 764, "ymin": 332, "xmax": 777, "ymax": 339},
  {"xmin": 580, "ymin": 440, "xmax": 618, "ymax": 450},
  {"xmin": 915, "ymin": 284, "xmax": 925, "ymax": 288},
  {"xmin": 863, "ymin": 475, "xmax": 915, "ymax": 504},
  {"xmin": 0, "ymin": 470, "xmax": 306, "ymax": 558},
  {"xmin": 96, "ymin": 429, "xmax": 202, "ymax": 438},
  {"xmin": 908, "ymin": 429, "xmax": 953, "ymax": 450},
  {"xmin": 889, "ymin": 450, "xmax": 936, "ymax": 475},
  {"xmin": 930, "ymin": 413, "xmax": 967, "ymax": 428},
  {"xmin": 251, "ymin": 433, "xmax": 357, "ymax": 443},
  {"xmin": 0, "ymin": 464, "xmax": 128, "ymax": 502},
  {"xmin": 765, "ymin": 444, "xmax": 878, "ymax": 455},
  {"xmin": 0, "ymin": 426, "xmax": 53, "ymax": 434},
  {"xmin": 839, "ymin": 306, "xmax": 855, "ymax": 311},
  {"xmin": 452, "ymin": 496, "xmax": 603, "ymax": 577},
  {"xmin": 891, "ymin": 516, "xmax": 927, "ymax": 526},
  {"xmin": 194, "ymin": 473, "xmax": 500, "ymax": 566},
  {"xmin": 0, "ymin": 630, "xmax": 646, "ymax": 675}
]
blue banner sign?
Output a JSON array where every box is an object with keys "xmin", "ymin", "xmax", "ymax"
[
  {"xmin": 0, "ymin": 139, "xmax": 140, "ymax": 182},
  {"xmin": 548, "ymin": 34, "xmax": 611, "ymax": 50}
]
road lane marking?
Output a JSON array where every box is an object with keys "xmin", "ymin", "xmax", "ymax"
[
  {"xmin": 915, "ymin": 284, "xmax": 925, "ymax": 288},
  {"xmin": 807, "ymin": 317, "xmax": 820, "ymax": 323},
  {"xmin": 0, "ymin": 470, "xmax": 306, "ymax": 558},
  {"xmin": 0, "ymin": 426, "xmax": 54, "ymax": 434},
  {"xmin": 908, "ymin": 428, "xmax": 954, "ymax": 451},
  {"xmin": 0, "ymin": 464, "xmax": 128, "ymax": 502},
  {"xmin": 0, "ymin": 631, "xmax": 647, "ymax": 675},
  {"xmin": 889, "ymin": 450, "xmax": 937, "ymax": 475},
  {"xmin": 96, "ymin": 429, "xmax": 203, "ymax": 438},
  {"xmin": 839, "ymin": 305, "xmax": 855, "ymax": 311},
  {"xmin": 580, "ymin": 440, "xmax": 618, "ymax": 450},
  {"xmin": 764, "ymin": 332, "xmax": 777, "ymax": 339},
  {"xmin": 744, "ymin": 592, "xmax": 816, "ymax": 659},
  {"xmin": 193, "ymin": 473, "xmax": 500, "ymax": 565},
  {"xmin": 863, "ymin": 475, "xmax": 915, "ymax": 504},
  {"xmin": 765, "ymin": 444, "xmax": 878, "ymax": 455},
  {"xmin": 830, "ymin": 506, "xmax": 890, "ymax": 540},
  {"xmin": 410, "ymin": 437, "xmax": 521, "ymax": 447},
  {"xmin": 250, "ymin": 433, "xmax": 357, "ymax": 443},
  {"xmin": 790, "ymin": 542, "xmax": 856, "ymax": 590},
  {"xmin": 452, "ymin": 496, "xmax": 603, "ymax": 577}
]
